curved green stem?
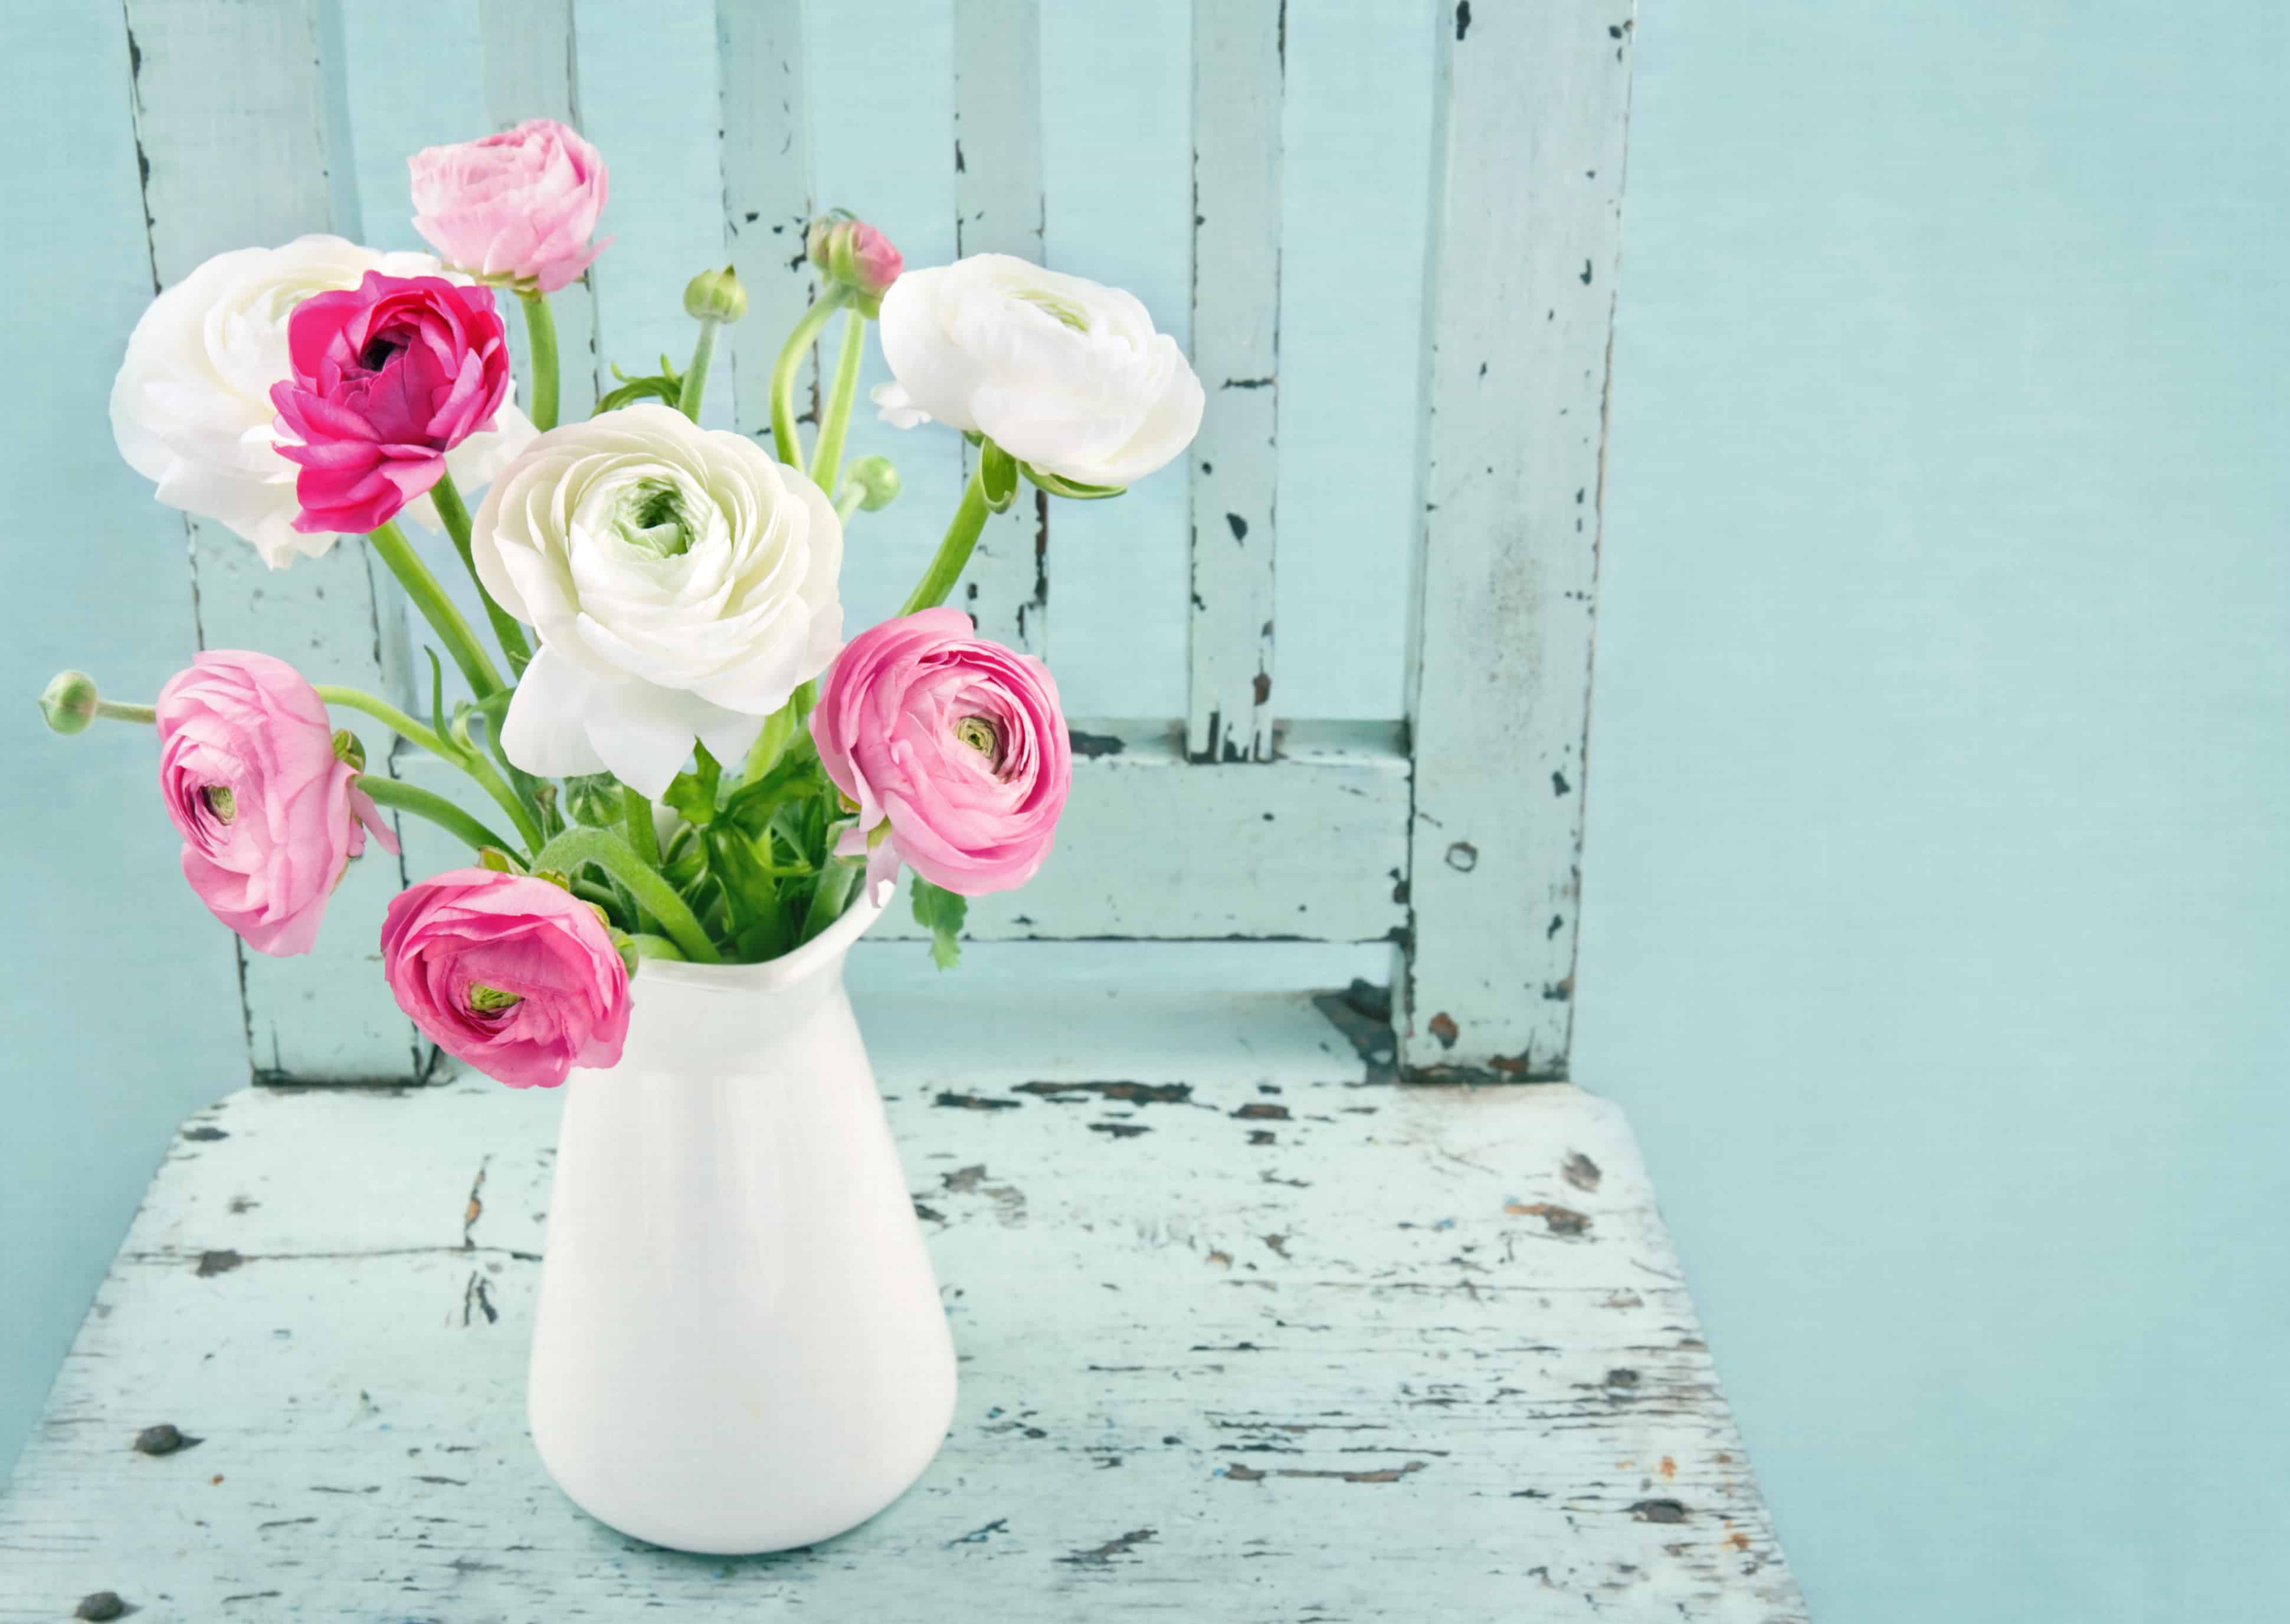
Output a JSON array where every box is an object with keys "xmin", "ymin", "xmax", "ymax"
[
  {"xmin": 769, "ymin": 285, "xmax": 851, "ymax": 468},
  {"xmin": 430, "ymin": 470, "xmax": 531, "ymax": 678},
  {"xmin": 368, "ymin": 520, "xmax": 503, "ymax": 700},
  {"xmin": 809, "ymin": 307, "xmax": 866, "ymax": 493},
  {"xmin": 314, "ymin": 684, "xmax": 542, "ymax": 855},
  {"xmin": 93, "ymin": 700, "xmax": 155, "ymax": 725},
  {"xmin": 529, "ymin": 825, "xmax": 720, "ymax": 963},
  {"xmin": 356, "ymin": 775, "xmax": 515, "ymax": 855},
  {"xmin": 899, "ymin": 458, "xmax": 992, "ymax": 615},
  {"xmin": 677, "ymin": 316, "xmax": 719, "ymax": 422},
  {"xmin": 629, "ymin": 933, "xmax": 688, "ymax": 962},
  {"xmin": 518, "ymin": 288, "xmax": 561, "ymax": 432}
]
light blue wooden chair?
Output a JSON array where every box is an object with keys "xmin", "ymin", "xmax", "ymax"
[{"xmin": 2, "ymin": 5, "xmax": 1804, "ymax": 1616}]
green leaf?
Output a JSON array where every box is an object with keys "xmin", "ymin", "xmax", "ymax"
[
  {"xmin": 661, "ymin": 747, "xmax": 720, "ymax": 829},
  {"xmin": 424, "ymin": 647, "xmax": 448, "ymax": 746},
  {"xmin": 1020, "ymin": 461, "xmax": 1126, "ymax": 501},
  {"xmin": 909, "ymin": 877, "xmax": 968, "ymax": 970},
  {"xmin": 594, "ymin": 357, "xmax": 686, "ymax": 414}
]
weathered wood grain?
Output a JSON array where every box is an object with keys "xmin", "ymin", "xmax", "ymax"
[
  {"xmin": 1396, "ymin": 1, "xmax": 1636, "ymax": 1081},
  {"xmin": 0, "ymin": 998, "xmax": 1800, "ymax": 1620},
  {"xmin": 477, "ymin": 0, "xmax": 601, "ymax": 419},
  {"xmin": 122, "ymin": 0, "xmax": 420, "ymax": 1082},
  {"xmin": 716, "ymin": 0, "xmax": 818, "ymax": 444},
  {"xmin": 873, "ymin": 720, "xmax": 1410, "ymax": 943},
  {"xmin": 952, "ymin": 0, "xmax": 1049, "ymax": 652},
  {"xmin": 1187, "ymin": 0, "xmax": 1285, "ymax": 763}
]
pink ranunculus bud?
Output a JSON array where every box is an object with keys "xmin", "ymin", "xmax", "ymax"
[
  {"xmin": 807, "ymin": 212, "xmax": 903, "ymax": 316},
  {"xmin": 156, "ymin": 651, "xmax": 399, "ymax": 958},
  {"xmin": 380, "ymin": 868, "xmax": 631, "ymax": 1089},
  {"xmin": 408, "ymin": 119, "xmax": 611, "ymax": 294},
  {"xmin": 809, "ymin": 606, "xmax": 1072, "ymax": 903},
  {"xmin": 268, "ymin": 271, "xmax": 512, "ymax": 534}
]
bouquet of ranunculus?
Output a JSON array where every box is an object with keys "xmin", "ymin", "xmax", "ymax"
[{"xmin": 42, "ymin": 120, "xmax": 1202, "ymax": 1090}]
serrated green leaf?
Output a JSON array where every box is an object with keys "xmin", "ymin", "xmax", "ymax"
[
  {"xmin": 661, "ymin": 747, "xmax": 720, "ymax": 829},
  {"xmin": 909, "ymin": 877, "xmax": 967, "ymax": 971}
]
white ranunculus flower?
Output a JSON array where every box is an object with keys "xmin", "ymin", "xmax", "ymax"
[
  {"xmin": 872, "ymin": 252, "xmax": 1203, "ymax": 490},
  {"xmin": 109, "ymin": 233, "xmax": 535, "ymax": 569},
  {"xmin": 473, "ymin": 403, "xmax": 844, "ymax": 797}
]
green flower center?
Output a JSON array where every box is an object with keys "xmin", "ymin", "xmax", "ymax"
[
  {"xmin": 954, "ymin": 715, "xmax": 1003, "ymax": 769},
  {"xmin": 202, "ymin": 785, "xmax": 236, "ymax": 824},
  {"xmin": 1014, "ymin": 288, "xmax": 1090, "ymax": 332},
  {"xmin": 467, "ymin": 983, "xmax": 523, "ymax": 1014},
  {"xmin": 617, "ymin": 478, "xmax": 696, "ymax": 559}
]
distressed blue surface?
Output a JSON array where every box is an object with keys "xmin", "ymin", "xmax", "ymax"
[{"xmin": 4, "ymin": 5, "xmax": 2286, "ymax": 1621}]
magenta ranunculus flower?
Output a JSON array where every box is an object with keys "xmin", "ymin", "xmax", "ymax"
[
  {"xmin": 381, "ymin": 869, "xmax": 631, "ymax": 1090},
  {"xmin": 268, "ymin": 271, "xmax": 510, "ymax": 534},
  {"xmin": 156, "ymin": 650, "xmax": 398, "ymax": 958},
  {"xmin": 810, "ymin": 606, "xmax": 1072, "ymax": 901},
  {"xmin": 409, "ymin": 119, "xmax": 611, "ymax": 294}
]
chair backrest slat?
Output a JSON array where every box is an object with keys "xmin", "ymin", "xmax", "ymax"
[
  {"xmin": 477, "ymin": 0, "xmax": 602, "ymax": 420},
  {"xmin": 715, "ymin": 0, "xmax": 820, "ymax": 447},
  {"xmin": 1395, "ymin": 0, "xmax": 1636, "ymax": 1080},
  {"xmin": 1185, "ymin": 0, "xmax": 1285, "ymax": 765},
  {"xmin": 125, "ymin": 0, "xmax": 421, "ymax": 1081},
  {"xmin": 951, "ymin": 0, "xmax": 1049, "ymax": 653}
]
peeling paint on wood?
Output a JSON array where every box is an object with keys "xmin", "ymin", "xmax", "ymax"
[
  {"xmin": 1187, "ymin": 0, "xmax": 1283, "ymax": 764},
  {"xmin": 0, "ymin": 998, "xmax": 1799, "ymax": 1618},
  {"xmin": 477, "ymin": 0, "xmax": 602, "ymax": 419},
  {"xmin": 122, "ymin": 0, "xmax": 421, "ymax": 1085},
  {"xmin": 952, "ymin": 0, "xmax": 1048, "ymax": 653},
  {"xmin": 715, "ymin": 0, "xmax": 815, "ymax": 444},
  {"xmin": 1397, "ymin": 0, "xmax": 1636, "ymax": 1081}
]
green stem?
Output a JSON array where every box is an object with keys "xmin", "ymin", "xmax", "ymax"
[
  {"xmin": 313, "ymin": 684, "xmax": 542, "ymax": 855},
  {"xmin": 356, "ymin": 775, "xmax": 515, "ymax": 855},
  {"xmin": 628, "ymin": 933, "xmax": 688, "ymax": 962},
  {"xmin": 430, "ymin": 470, "xmax": 531, "ymax": 678},
  {"xmin": 899, "ymin": 459, "xmax": 992, "ymax": 614},
  {"xmin": 801, "ymin": 855, "xmax": 860, "ymax": 944},
  {"xmin": 809, "ymin": 307, "xmax": 866, "ymax": 493},
  {"xmin": 92, "ymin": 700, "xmax": 155, "ymax": 725},
  {"xmin": 769, "ymin": 285, "xmax": 851, "ymax": 468},
  {"xmin": 518, "ymin": 288, "xmax": 561, "ymax": 432},
  {"xmin": 529, "ymin": 826, "xmax": 720, "ymax": 963},
  {"xmin": 368, "ymin": 520, "xmax": 503, "ymax": 700},
  {"xmin": 834, "ymin": 485, "xmax": 864, "ymax": 523},
  {"xmin": 677, "ymin": 317, "xmax": 719, "ymax": 422}
]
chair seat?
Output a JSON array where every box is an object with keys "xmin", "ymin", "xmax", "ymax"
[{"xmin": 0, "ymin": 989, "xmax": 1801, "ymax": 1621}]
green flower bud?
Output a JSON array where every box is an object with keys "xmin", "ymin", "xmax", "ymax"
[
  {"xmin": 805, "ymin": 211, "xmax": 903, "ymax": 317},
  {"xmin": 39, "ymin": 670, "xmax": 99, "ymax": 735},
  {"xmin": 683, "ymin": 264, "xmax": 748, "ymax": 324},
  {"xmin": 331, "ymin": 729, "xmax": 366, "ymax": 772},
  {"xmin": 841, "ymin": 454, "xmax": 901, "ymax": 511}
]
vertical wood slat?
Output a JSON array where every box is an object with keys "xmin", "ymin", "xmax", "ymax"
[
  {"xmin": 716, "ymin": 0, "xmax": 817, "ymax": 447},
  {"xmin": 122, "ymin": 0, "xmax": 420, "ymax": 1082},
  {"xmin": 1395, "ymin": 1, "xmax": 1636, "ymax": 1081},
  {"xmin": 951, "ymin": 0, "xmax": 1048, "ymax": 653},
  {"xmin": 1185, "ymin": 0, "xmax": 1284, "ymax": 763},
  {"xmin": 477, "ymin": 0, "xmax": 601, "ymax": 420}
]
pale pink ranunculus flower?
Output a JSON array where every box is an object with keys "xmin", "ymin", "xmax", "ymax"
[
  {"xmin": 409, "ymin": 119, "xmax": 611, "ymax": 294},
  {"xmin": 380, "ymin": 869, "xmax": 631, "ymax": 1089},
  {"xmin": 156, "ymin": 651, "xmax": 398, "ymax": 958},
  {"xmin": 809, "ymin": 606, "xmax": 1072, "ymax": 903}
]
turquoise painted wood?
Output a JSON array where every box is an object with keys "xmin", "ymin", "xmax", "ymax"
[
  {"xmin": 1185, "ymin": 0, "xmax": 1283, "ymax": 763},
  {"xmin": 108, "ymin": 0, "xmax": 1631, "ymax": 1085},
  {"xmin": 123, "ymin": 0, "xmax": 422, "ymax": 1083},
  {"xmin": 951, "ymin": 0, "xmax": 1050, "ymax": 654}
]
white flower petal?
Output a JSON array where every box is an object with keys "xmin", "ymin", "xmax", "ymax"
[{"xmin": 500, "ymin": 646, "xmax": 608, "ymax": 779}]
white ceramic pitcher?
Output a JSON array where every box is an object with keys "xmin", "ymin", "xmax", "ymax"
[{"xmin": 526, "ymin": 894, "xmax": 956, "ymax": 1554}]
